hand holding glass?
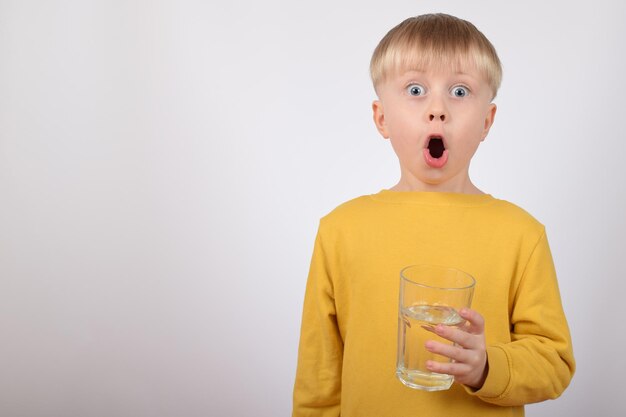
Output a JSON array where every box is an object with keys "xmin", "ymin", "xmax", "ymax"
[{"xmin": 396, "ymin": 265, "xmax": 476, "ymax": 391}]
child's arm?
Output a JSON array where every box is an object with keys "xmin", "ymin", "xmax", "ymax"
[
  {"xmin": 425, "ymin": 231, "xmax": 575, "ymax": 406},
  {"xmin": 293, "ymin": 229, "xmax": 342, "ymax": 417}
]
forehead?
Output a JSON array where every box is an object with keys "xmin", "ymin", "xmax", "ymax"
[
  {"xmin": 378, "ymin": 46, "xmax": 494, "ymax": 95},
  {"xmin": 387, "ymin": 60, "xmax": 487, "ymax": 88},
  {"xmin": 392, "ymin": 68, "xmax": 483, "ymax": 86}
]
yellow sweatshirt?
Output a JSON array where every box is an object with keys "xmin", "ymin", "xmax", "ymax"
[{"xmin": 293, "ymin": 191, "xmax": 575, "ymax": 417}]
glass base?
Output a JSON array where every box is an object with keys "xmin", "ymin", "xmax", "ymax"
[{"xmin": 396, "ymin": 368, "xmax": 453, "ymax": 391}]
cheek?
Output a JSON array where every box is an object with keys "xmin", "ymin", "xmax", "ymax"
[
  {"xmin": 389, "ymin": 135, "xmax": 414, "ymax": 156},
  {"xmin": 462, "ymin": 110, "xmax": 490, "ymax": 136},
  {"xmin": 387, "ymin": 112, "xmax": 422, "ymax": 140}
]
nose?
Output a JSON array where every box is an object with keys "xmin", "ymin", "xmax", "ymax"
[{"xmin": 426, "ymin": 96, "xmax": 447, "ymax": 122}]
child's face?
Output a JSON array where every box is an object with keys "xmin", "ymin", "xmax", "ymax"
[{"xmin": 372, "ymin": 62, "xmax": 497, "ymax": 193}]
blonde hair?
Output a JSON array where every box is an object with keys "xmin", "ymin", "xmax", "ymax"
[{"xmin": 370, "ymin": 14, "xmax": 502, "ymax": 98}]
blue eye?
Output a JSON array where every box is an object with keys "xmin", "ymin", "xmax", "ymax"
[
  {"xmin": 452, "ymin": 86, "xmax": 469, "ymax": 97},
  {"xmin": 407, "ymin": 84, "xmax": 424, "ymax": 96}
]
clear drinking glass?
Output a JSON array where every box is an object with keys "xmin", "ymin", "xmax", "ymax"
[{"xmin": 396, "ymin": 265, "xmax": 476, "ymax": 391}]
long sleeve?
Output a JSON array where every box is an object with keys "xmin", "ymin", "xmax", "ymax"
[
  {"xmin": 469, "ymin": 230, "xmax": 576, "ymax": 405},
  {"xmin": 293, "ymin": 227, "xmax": 343, "ymax": 417}
]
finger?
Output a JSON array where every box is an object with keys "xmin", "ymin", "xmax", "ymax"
[
  {"xmin": 421, "ymin": 325, "xmax": 436, "ymax": 334},
  {"xmin": 425, "ymin": 339, "xmax": 482, "ymax": 365},
  {"xmin": 425, "ymin": 359, "xmax": 471, "ymax": 377},
  {"xmin": 425, "ymin": 340, "xmax": 467, "ymax": 362},
  {"xmin": 459, "ymin": 308, "xmax": 485, "ymax": 335},
  {"xmin": 430, "ymin": 324, "xmax": 476, "ymax": 348}
]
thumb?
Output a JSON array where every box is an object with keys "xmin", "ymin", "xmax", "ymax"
[{"xmin": 459, "ymin": 308, "xmax": 485, "ymax": 335}]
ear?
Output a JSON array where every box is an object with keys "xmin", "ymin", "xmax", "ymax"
[
  {"xmin": 372, "ymin": 100, "xmax": 390, "ymax": 139},
  {"xmin": 480, "ymin": 103, "xmax": 497, "ymax": 141}
]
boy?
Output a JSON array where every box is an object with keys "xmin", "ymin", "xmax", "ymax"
[{"xmin": 293, "ymin": 13, "xmax": 575, "ymax": 417}]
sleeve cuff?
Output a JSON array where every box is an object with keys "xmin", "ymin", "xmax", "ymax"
[{"xmin": 464, "ymin": 345, "xmax": 511, "ymax": 399}]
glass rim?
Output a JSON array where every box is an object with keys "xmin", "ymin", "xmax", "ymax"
[{"xmin": 400, "ymin": 264, "xmax": 476, "ymax": 291}]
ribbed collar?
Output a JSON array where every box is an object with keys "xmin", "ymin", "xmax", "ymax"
[{"xmin": 369, "ymin": 189, "xmax": 496, "ymax": 207}]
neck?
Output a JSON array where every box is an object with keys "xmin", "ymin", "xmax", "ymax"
[{"xmin": 391, "ymin": 174, "xmax": 484, "ymax": 195}]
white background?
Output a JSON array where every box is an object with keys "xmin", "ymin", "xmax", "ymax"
[{"xmin": 1, "ymin": 0, "xmax": 624, "ymax": 416}]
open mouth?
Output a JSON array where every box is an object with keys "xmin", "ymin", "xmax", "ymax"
[{"xmin": 427, "ymin": 136, "xmax": 445, "ymax": 158}]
